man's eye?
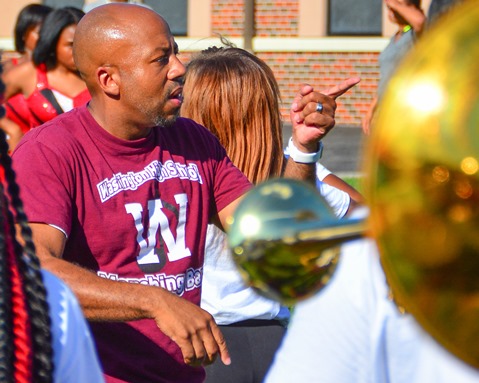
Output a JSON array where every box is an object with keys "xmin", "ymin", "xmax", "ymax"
[{"xmin": 157, "ymin": 56, "xmax": 169, "ymax": 64}]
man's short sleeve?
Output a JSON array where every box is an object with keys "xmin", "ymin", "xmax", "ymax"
[
  {"xmin": 211, "ymin": 152, "xmax": 251, "ymax": 214},
  {"xmin": 12, "ymin": 140, "xmax": 73, "ymax": 236}
]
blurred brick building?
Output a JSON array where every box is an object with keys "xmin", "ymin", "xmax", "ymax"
[{"xmin": 0, "ymin": 0, "xmax": 432, "ymax": 126}]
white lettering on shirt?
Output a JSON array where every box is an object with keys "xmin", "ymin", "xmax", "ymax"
[
  {"xmin": 96, "ymin": 160, "xmax": 203, "ymax": 202},
  {"xmin": 125, "ymin": 196, "xmax": 191, "ymax": 265},
  {"xmin": 97, "ymin": 267, "xmax": 203, "ymax": 296}
]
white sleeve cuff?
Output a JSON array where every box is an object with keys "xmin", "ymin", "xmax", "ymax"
[{"xmin": 316, "ymin": 162, "xmax": 332, "ymax": 181}]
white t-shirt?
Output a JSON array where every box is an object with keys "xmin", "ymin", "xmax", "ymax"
[
  {"xmin": 264, "ymin": 210, "xmax": 479, "ymax": 383},
  {"xmin": 201, "ymin": 168, "xmax": 351, "ymax": 325},
  {"xmin": 43, "ymin": 270, "xmax": 104, "ymax": 382}
]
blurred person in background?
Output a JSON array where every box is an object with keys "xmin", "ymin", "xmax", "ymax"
[
  {"xmin": 427, "ymin": 0, "xmax": 465, "ymax": 24},
  {"xmin": 2, "ymin": 7, "xmax": 88, "ymax": 150},
  {"xmin": 362, "ymin": 0, "xmax": 426, "ymax": 134},
  {"xmin": 0, "ymin": 4, "xmax": 52, "ymax": 149},
  {"xmin": 2, "ymin": 3, "xmax": 53, "ymax": 71}
]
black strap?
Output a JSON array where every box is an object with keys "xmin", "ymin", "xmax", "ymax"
[{"xmin": 39, "ymin": 89, "xmax": 64, "ymax": 116}]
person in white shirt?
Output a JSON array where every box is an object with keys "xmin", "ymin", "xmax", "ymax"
[
  {"xmin": 181, "ymin": 45, "xmax": 362, "ymax": 383},
  {"xmin": 265, "ymin": 208, "xmax": 479, "ymax": 383}
]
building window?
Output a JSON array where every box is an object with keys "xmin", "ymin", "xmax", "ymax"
[
  {"xmin": 43, "ymin": 0, "xmax": 85, "ymax": 8},
  {"xmin": 41, "ymin": 1, "xmax": 187, "ymax": 36},
  {"xmin": 144, "ymin": 0, "xmax": 187, "ymax": 36},
  {"xmin": 328, "ymin": 0, "xmax": 382, "ymax": 36}
]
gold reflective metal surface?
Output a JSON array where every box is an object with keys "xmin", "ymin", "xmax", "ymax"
[
  {"xmin": 363, "ymin": 0, "xmax": 479, "ymax": 369},
  {"xmin": 228, "ymin": 178, "xmax": 365, "ymax": 306},
  {"xmin": 228, "ymin": 1, "xmax": 479, "ymax": 369}
]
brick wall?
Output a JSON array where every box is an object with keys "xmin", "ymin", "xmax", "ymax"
[
  {"xmin": 255, "ymin": 1, "xmax": 299, "ymax": 37},
  {"xmin": 208, "ymin": 0, "xmax": 378, "ymax": 127},
  {"xmin": 212, "ymin": 0, "xmax": 300, "ymax": 37},
  {"xmin": 180, "ymin": 49, "xmax": 379, "ymax": 127},
  {"xmin": 211, "ymin": 0, "xmax": 244, "ymax": 37},
  {"xmin": 1, "ymin": 0, "xmax": 379, "ymax": 128},
  {"xmin": 258, "ymin": 51, "xmax": 379, "ymax": 126}
]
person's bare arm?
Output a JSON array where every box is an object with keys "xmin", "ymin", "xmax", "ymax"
[
  {"xmin": 284, "ymin": 78, "xmax": 361, "ymax": 183},
  {"xmin": 322, "ymin": 173, "xmax": 364, "ymax": 203},
  {"xmin": 362, "ymin": 96, "xmax": 378, "ymax": 135},
  {"xmin": 0, "ymin": 117, "xmax": 23, "ymax": 151},
  {"xmin": 386, "ymin": 0, "xmax": 427, "ymax": 34},
  {"xmin": 30, "ymin": 222, "xmax": 230, "ymax": 367},
  {"xmin": 322, "ymin": 173, "xmax": 365, "ymax": 215},
  {"xmin": 2, "ymin": 61, "xmax": 35, "ymax": 100}
]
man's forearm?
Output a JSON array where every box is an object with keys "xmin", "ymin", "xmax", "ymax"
[
  {"xmin": 283, "ymin": 156, "xmax": 316, "ymax": 184},
  {"xmin": 41, "ymin": 255, "xmax": 162, "ymax": 321}
]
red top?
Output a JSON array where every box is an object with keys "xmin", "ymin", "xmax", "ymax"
[
  {"xmin": 5, "ymin": 94, "xmax": 32, "ymax": 134},
  {"xmin": 25, "ymin": 64, "xmax": 90, "ymax": 128},
  {"xmin": 3, "ymin": 57, "xmax": 31, "ymax": 133}
]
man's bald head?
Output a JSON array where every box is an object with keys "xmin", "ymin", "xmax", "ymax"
[
  {"xmin": 73, "ymin": 4, "xmax": 171, "ymax": 89},
  {"xmin": 71, "ymin": 3, "xmax": 185, "ymax": 133}
]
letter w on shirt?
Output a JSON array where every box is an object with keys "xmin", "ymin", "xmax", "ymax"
[{"xmin": 125, "ymin": 195, "xmax": 191, "ymax": 268}]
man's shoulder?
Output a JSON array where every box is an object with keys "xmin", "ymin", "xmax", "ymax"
[
  {"xmin": 14, "ymin": 107, "xmax": 87, "ymax": 153},
  {"xmin": 155, "ymin": 118, "xmax": 227, "ymax": 164},
  {"xmin": 169, "ymin": 117, "xmax": 217, "ymax": 140},
  {"xmin": 173, "ymin": 117, "xmax": 204, "ymax": 129}
]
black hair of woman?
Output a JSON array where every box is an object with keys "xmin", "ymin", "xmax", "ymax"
[
  {"xmin": 32, "ymin": 7, "xmax": 85, "ymax": 70},
  {"xmin": 14, "ymin": 4, "xmax": 53, "ymax": 54}
]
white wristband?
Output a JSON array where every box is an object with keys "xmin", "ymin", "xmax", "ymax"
[{"xmin": 287, "ymin": 137, "xmax": 323, "ymax": 164}]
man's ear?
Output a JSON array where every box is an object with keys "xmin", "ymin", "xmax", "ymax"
[{"xmin": 96, "ymin": 66, "xmax": 120, "ymax": 96}]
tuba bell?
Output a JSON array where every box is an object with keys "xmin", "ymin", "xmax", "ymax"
[{"xmin": 228, "ymin": 0, "xmax": 479, "ymax": 369}]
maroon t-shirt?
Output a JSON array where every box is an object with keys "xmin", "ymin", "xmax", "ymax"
[{"xmin": 12, "ymin": 106, "xmax": 251, "ymax": 383}]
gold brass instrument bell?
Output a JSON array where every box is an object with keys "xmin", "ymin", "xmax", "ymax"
[
  {"xmin": 228, "ymin": 0, "xmax": 479, "ymax": 369},
  {"xmin": 364, "ymin": 0, "xmax": 479, "ymax": 369}
]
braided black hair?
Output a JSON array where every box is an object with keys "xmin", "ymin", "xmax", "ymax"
[{"xmin": 0, "ymin": 59, "xmax": 53, "ymax": 383}]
